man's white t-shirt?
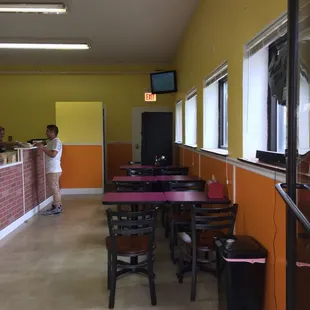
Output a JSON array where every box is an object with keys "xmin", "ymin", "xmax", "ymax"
[{"xmin": 45, "ymin": 138, "xmax": 62, "ymax": 174}]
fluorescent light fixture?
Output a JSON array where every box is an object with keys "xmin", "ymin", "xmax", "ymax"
[
  {"xmin": 0, "ymin": 43, "xmax": 90, "ymax": 50},
  {"xmin": 0, "ymin": 3, "xmax": 67, "ymax": 14}
]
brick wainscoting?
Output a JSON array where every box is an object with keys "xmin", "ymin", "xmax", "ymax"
[{"xmin": 0, "ymin": 148, "xmax": 52, "ymax": 240}]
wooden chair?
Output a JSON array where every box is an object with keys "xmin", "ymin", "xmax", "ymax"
[
  {"xmin": 115, "ymin": 181, "xmax": 153, "ymax": 193},
  {"xmin": 128, "ymin": 161, "xmax": 141, "ymax": 165},
  {"xmin": 158, "ymin": 167, "xmax": 189, "ymax": 176},
  {"xmin": 165, "ymin": 180, "xmax": 206, "ymax": 263},
  {"xmin": 127, "ymin": 168, "xmax": 154, "ymax": 176},
  {"xmin": 106, "ymin": 208, "xmax": 157, "ymax": 309},
  {"xmin": 177, "ymin": 204, "xmax": 238, "ymax": 301},
  {"xmin": 114, "ymin": 181, "xmax": 153, "ymax": 212}
]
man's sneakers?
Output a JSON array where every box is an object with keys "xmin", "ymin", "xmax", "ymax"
[{"xmin": 43, "ymin": 204, "xmax": 63, "ymax": 216}]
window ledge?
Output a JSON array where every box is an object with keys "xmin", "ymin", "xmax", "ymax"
[
  {"xmin": 184, "ymin": 144, "xmax": 197, "ymax": 149},
  {"xmin": 237, "ymin": 157, "xmax": 286, "ymax": 173},
  {"xmin": 200, "ymin": 148, "xmax": 228, "ymax": 156},
  {"xmin": 174, "ymin": 141, "xmax": 182, "ymax": 145}
]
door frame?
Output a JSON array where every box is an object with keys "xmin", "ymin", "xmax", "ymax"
[{"xmin": 102, "ymin": 103, "xmax": 107, "ymax": 191}]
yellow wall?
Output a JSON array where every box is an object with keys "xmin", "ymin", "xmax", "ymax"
[
  {"xmin": 56, "ymin": 101, "xmax": 103, "ymax": 144},
  {"xmin": 0, "ymin": 66, "xmax": 174, "ymax": 142},
  {"xmin": 175, "ymin": 0, "xmax": 286, "ymax": 157}
]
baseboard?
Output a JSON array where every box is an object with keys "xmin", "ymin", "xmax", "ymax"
[
  {"xmin": 0, "ymin": 196, "xmax": 53, "ymax": 241},
  {"xmin": 23, "ymin": 196, "xmax": 53, "ymax": 222},
  {"xmin": 61, "ymin": 188, "xmax": 103, "ymax": 195}
]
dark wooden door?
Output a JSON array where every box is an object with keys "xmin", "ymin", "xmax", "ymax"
[{"xmin": 141, "ymin": 112, "xmax": 173, "ymax": 165}]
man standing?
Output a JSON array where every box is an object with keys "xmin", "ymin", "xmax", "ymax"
[{"xmin": 36, "ymin": 125, "xmax": 63, "ymax": 216}]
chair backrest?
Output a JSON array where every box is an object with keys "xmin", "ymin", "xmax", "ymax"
[
  {"xmin": 167, "ymin": 180, "xmax": 206, "ymax": 192},
  {"xmin": 128, "ymin": 161, "xmax": 141, "ymax": 165},
  {"xmin": 115, "ymin": 181, "xmax": 153, "ymax": 192},
  {"xmin": 127, "ymin": 168, "xmax": 154, "ymax": 176},
  {"xmin": 191, "ymin": 204, "xmax": 238, "ymax": 252},
  {"xmin": 158, "ymin": 167, "xmax": 189, "ymax": 176},
  {"xmin": 106, "ymin": 208, "xmax": 157, "ymax": 254}
]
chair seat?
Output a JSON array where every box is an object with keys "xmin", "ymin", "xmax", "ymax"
[
  {"xmin": 178, "ymin": 230, "xmax": 226, "ymax": 250},
  {"xmin": 106, "ymin": 235, "xmax": 155, "ymax": 255}
]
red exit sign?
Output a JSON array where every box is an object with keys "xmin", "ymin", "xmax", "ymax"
[{"xmin": 145, "ymin": 93, "xmax": 157, "ymax": 102}]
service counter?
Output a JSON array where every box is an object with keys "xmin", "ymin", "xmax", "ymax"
[{"xmin": 0, "ymin": 148, "xmax": 52, "ymax": 240}]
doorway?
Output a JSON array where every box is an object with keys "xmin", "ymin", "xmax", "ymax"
[
  {"xmin": 132, "ymin": 106, "xmax": 171, "ymax": 162},
  {"xmin": 102, "ymin": 107, "xmax": 107, "ymax": 188}
]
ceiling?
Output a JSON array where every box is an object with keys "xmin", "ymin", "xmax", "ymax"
[{"xmin": 0, "ymin": 0, "xmax": 199, "ymax": 66}]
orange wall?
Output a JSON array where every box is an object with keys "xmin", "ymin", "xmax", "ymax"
[
  {"xmin": 175, "ymin": 144, "xmax": 286, "ymax": 310},
  {"xmin": 180, "ymin": 147, "xmax": 233, "ymax": 200},
  {"xmin": 61, "ymin": 145, "xmax": 103, "ymax": 189},
  {"xmin": 182, "ymin": 148, "xmax": 198, "ymax": 176},
  {"xmin": 107, "ymin": 143, "xmax": 132, "ymax": 181},
  {"xmin": 235, "ymin": 167, "xmax": 286, "ymax": 310}
]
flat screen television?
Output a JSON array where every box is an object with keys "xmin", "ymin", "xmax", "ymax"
[{"xmin": 150, "ymin": 70, "xmax": 177, "ymax": 94}]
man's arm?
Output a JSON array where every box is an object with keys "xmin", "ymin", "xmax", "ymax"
[
  {"xmin": 35, "ymin": 143, "xmax": 58, "ymax": 158},
  {"xmin": 42, "ymin": 148, "xmax": 58, "ymax": 158}
]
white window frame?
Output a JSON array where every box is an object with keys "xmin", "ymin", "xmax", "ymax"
[
  {"xmin": 185, "ymin": 88, "xmax": 197, "ymax": 148},
  {"xmin": 202, "ymin": 62, "xmax": 228, "ymax": 154},
  {"xmin": 175, "ymin": 100, "xmax": 183, "ymax": 143}
]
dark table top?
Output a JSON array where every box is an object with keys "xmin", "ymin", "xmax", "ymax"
[
  {"xmin": 120, "ymin": 165, "xmax": 154, "ymax": 170},
  {"xmin": 155, "ymin": 175, "xmax": 202, "ymax": 182},
  {"xmin": 112, "ymin": 175, "xmax": 201, "ymax": 183},
  {"xmin": 112, "ymin": 176, "xmax": 158, "ymax": 183},
  {"xmin": 119, "ymin": 164, "xmax": 186, "ymax": 170},
  {"xmin": 102, "ymin": 192, "xmax": 166, "ymax": 205},
  {"xmin": 164, "ymin": 191, "xmax": 230, "ymax": 204}
]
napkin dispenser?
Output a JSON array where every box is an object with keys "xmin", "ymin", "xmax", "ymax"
[{"xmin": 207, "ymin": 175, "xmax": 224, "ymax": 199}]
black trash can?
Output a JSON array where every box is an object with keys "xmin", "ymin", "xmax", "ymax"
[{"xmin": 215, "ymin": 235, "xmax": 267, "ymax": 310}]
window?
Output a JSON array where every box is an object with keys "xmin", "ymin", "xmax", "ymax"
[
  {"xmin": 268, "ymin": 37, "xmax": 310, "ymax": 154},
  {"xmin": 185, "ymin": 89, "xmax": 197, "ymax": 147},
  {"xmin": 243, "ymin": 13, "xmax": 310, "ymax": 160},
  {"xmin": 203, "ymin": 62, "xmax": 228, "ymax": 152},
  {"xmin": 298, "ymin": 73, "xmax": 310, "ymax": 153},
  {"xmin": 267, "ymin": 35, "xmax": 287, "ymax": 153},
  {"xmin": 219, "ymin": 77, "xmax": 228, "ymax": 149},
  {"xmin": 175, "ymin": 100, "xmax": 182, "ymax": 143}
]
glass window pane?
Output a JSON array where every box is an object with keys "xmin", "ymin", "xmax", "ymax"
[
  {"xmin": 185, "ymin": 95, "xmax": 197, "ymax": 147},
  {"xmin": 222, "ymin": 80, "xmax": 228, "ymax": 148},
  {"xmin": 277, "ymin": 103, "xmax": 286, "ymax": 153}
]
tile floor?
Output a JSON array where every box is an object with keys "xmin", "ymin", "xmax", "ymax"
[{"xmin": 0, "ymin": 195, "xmax": 218, "ymax": 310}]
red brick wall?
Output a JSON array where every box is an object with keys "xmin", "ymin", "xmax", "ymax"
[
  {"xmin": 23, "ymin": 149, "xmax": 46, "ymax": 213},
  {"xmin": 0, "ymin": 164, "xmax": 23, "ymax": 231},
  {"xmin": 0, "ymin": 148, "xmax": 53, "ymax": 234}
]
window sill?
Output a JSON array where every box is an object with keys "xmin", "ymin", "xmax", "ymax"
[
  {"xmin": 184, "ymin": 144, "xmax": 197, "ymax": 149},
  {"xmin": 174, "ymin": 141, "xmax": 183, "ymax": 145},
  {"xmin": 200, "ymin": 148, "xmax": 228, "ymax": 156},
  {"xmin": 237, "ymin": 157, "xmax": 286, "ymax": 173}
]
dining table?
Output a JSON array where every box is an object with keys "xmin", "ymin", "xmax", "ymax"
[
  {"xmin": 112, "ymin": 176, "xmax": 158, "ymax": 183},
  {"xmin": 164, "ymin": 191, "xmax": 231, "ymax": 205},
  {"xmin": 102, "ymin": 192, "xmax": 167, "ymax": 205},
  {"xmin": 155, "ymin": 175, "xmax": 201, "ymax": 182}
]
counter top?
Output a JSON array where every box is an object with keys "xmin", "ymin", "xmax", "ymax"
[
  {"xmin": 14, "ymin": 147, "xmax": 37, "ymax": 150},
  {"xmin": 0, "ymin": 161, "xmax": 22, "ymax": 170}
]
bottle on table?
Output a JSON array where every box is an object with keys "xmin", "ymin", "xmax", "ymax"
[{"xmin": 155, "ymin": 155, "xmax": 159, "ymax": 166}]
